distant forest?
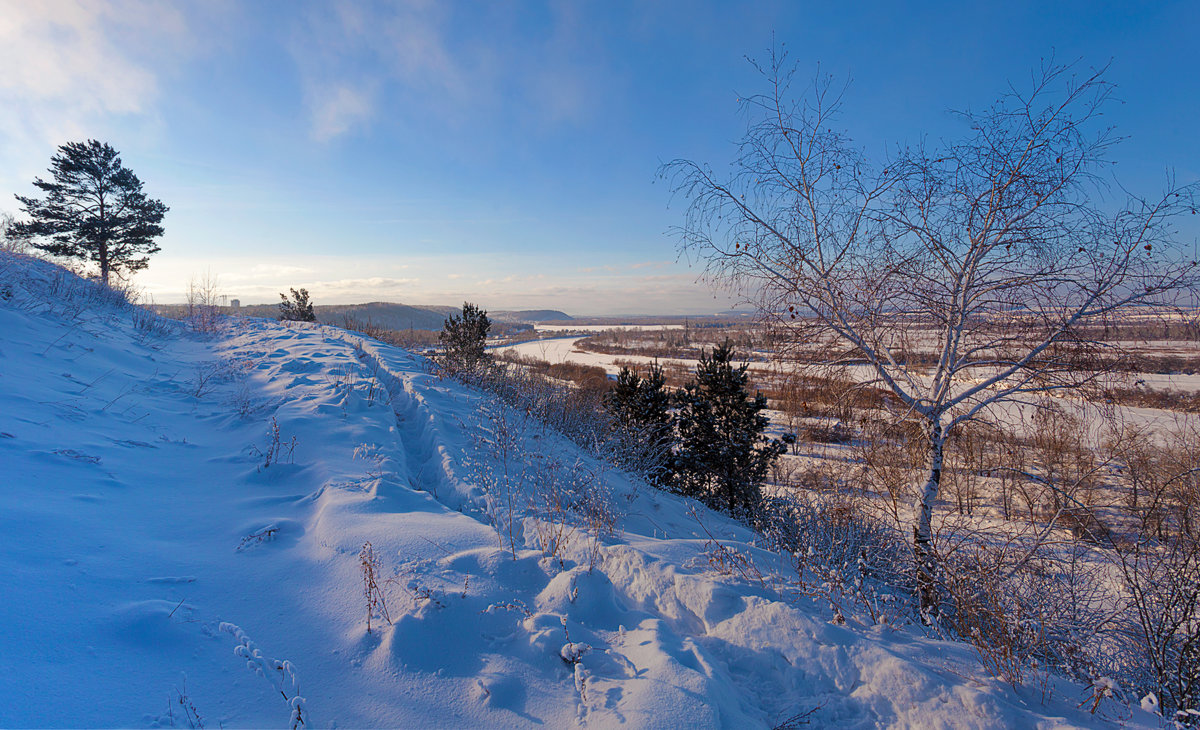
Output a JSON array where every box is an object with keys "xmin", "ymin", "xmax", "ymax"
[{"xmin": 153, "ymin": 300, "xmax": 571, "ymax": 333}]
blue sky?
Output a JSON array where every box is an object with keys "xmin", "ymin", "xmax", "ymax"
[{"xmin": 1, "ymin": 1, "xmax": 1196, "ymax": 314}]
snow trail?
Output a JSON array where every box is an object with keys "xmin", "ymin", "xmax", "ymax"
[{"xmin": 0, "ymin": 254, "xmax": 1153, "ymax": 727}]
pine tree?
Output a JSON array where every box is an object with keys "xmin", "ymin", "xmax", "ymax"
[
  {"xmin": 439, "ymin": 302, "xmax": 491, "ymax": 371},
  {"xmin": 604, "ymin": 363, "xmax": 674, "ymax": 484},
  {"xmin": 278, "ymin": 288, "xmax": 316, "ymax": 322},
  {"xmin": 12, "ymin": 140, "xmax": 167, "ymax": 285},
  {"xmin": 673, "ymin": 341, "xmax": 784, "ymax": 515}
]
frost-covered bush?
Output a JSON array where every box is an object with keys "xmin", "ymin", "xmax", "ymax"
[
  {"xmin": 1112, "ymin": 527, "xmax": 1200, "ymax": 721},
  {"xmin": 0, "ymin": 250, "xmax": 17, "ymax": 302},
  {"xmin": 0, "ymin": 248, "xmax": 149, "ymax": 322},
  {"xmin": 186, "ymin": 272, "xmax": 225, "ymax": 334},
  {"xmin": 133, "ymin": 308, "xmax": 176, "ymax": 340},
  {"xmin": 469, "ymin": 395, "xmax": 619, "ymax": 568},
  {"xmin": 462, "ymin": 360, "xmax": 612, "ymax": 454},
  {"xmin": 758, "ymin": 491, "xmax": 914, "ymax": 626},
  {"xmin": 359, "ymin": 541, "xmax": 391, "ymax": 633},
  {"xmin": 219, "ymin": 622, "xmax": 307, "ymax": 728},
  {"xmin": 0, "ymin": 212, "xmax": 24, "ymax": 254},
  {"xmin": 933, "ymin": 523, "xmax": 1114, "ymax": 686}
]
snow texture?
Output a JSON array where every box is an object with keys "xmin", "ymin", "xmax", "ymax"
[{"xmin": 0, "ymin": 253, "xmax": 1158, "ymax": 727}]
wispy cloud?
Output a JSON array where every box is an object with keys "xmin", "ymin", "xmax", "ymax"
[
  {"xmin": 139, "ymin": 252, "xmax": 731, "ymax": 315},
  {"xmin": 288, "ymin": 0, "xmax": 606, "ymax": 141},
  {"xmin": 319, "ymin": 277, "xmax": 419, "ymax": 289},
  {"xmin": 0, "ymin": 1, "xmax": 159, "ymax": 116},
  {"xmin": 310, "ymin": 83, "xmax": 376, "ymax": 141},
  {"xmin": 290, "ymin": 0, "xmax": 459, "ymax": 141},
  {"xmin": 218, "ymin": 264, "xmax": 313, "ymax": 284},
  {"xmin": 0, "ymin": 0, "xmax": 219, "ymax": 198}
]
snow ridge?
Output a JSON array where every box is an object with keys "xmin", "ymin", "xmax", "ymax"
[{"xmin": 0, "ymin": 254, "xmax": 1147, "ymax": 727}]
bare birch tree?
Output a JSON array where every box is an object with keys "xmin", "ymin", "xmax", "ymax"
[{"xmin": 662, "ymin": 52, "xmax": 1199, "ymax": 612}]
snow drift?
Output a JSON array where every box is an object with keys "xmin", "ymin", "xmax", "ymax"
[{"xmin": 0, "ymin": 253, "xmax": 1148, "ymax": 727}]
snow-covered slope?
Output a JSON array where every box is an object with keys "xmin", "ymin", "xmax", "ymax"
[{"xmin": 0, "ymin": 255, "xmax": 1144, "ymax": 728}]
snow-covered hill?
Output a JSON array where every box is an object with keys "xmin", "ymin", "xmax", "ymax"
[{"xmin": 0, "ymin": 254, "xmax": 1145, "ymax": 728}]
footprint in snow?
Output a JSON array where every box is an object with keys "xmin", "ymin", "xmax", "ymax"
[
  {"xmin": 110, "ymin": 599, "xmax": 196, "ymax": 647},
  {"xmin": 52, "ymin": 448, "xmax": 101, "ymax": 464},
  {"xmin": 106, "ymin": 438, "xmax": 157, "ymax": 448},
  {"xmin": 280, "ymin": 358, "xmax": 321, "ymax": 374},
  {"xmin": 234, "ymin": 518, "xmax": 304, "ymax": 552}
]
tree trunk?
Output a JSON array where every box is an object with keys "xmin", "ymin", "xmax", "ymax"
[
  {"xmin": 98, "ymin": 197, "xmax": 109, "ymax": 286},
  {"xmin": 914, "ymin": 417, "xmax": 945, "ymax": 617}
]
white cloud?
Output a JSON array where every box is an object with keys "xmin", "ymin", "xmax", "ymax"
[
  {"xmin": 288, "ymin": 0, "xmax": 604, "ymax": 141},
  {"xmin": 310, "ymin": 84, "xmax": 375, "ymax": 141},
  {"xmin": 0, "ymin": 1, "xmax": 158, "ymax": 115},
  {"xmin": 316, "ymin": 276, "xmax": 419, "ymax": 291},
  {"xmin": 219, "ymin": 264, "xmax": 314, "ymax": 284},
  {"xmin": 290, "ymin": 0, "xmax": 456, "ymax": 141},
  {"xmin": 136, "ymin": 252, "xmax": 733, "ymax": 315},
  {"xmin": 629, "ymin": 260, "xmax": 672, "ymax": 271},
  {"xmin": 0, "ymin": 0, "xmax": 215, "ymax": 205}
]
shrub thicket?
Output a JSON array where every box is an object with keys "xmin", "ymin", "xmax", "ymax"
[
  {"xmin": 279, "ymin": 288, "xmax": 316, "ymax": 322},
  {"xmin": 604, "ymin": 363, "xmax": 674, "ymax": 485}
]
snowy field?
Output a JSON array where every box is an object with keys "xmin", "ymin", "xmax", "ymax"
[
  {"xmin": 534, "ymin": 324, "xmax": 689, "ymax": 333},
  {"xmin": 496, "ymin": 334, "xmax": 1200, "ymax": 446},
  {"xmin": 496, "ymin": 335, "xmax": 694, "ymax": 376},
  {"xmin": 508, "ymin": 332, "xmax": 1200, "ymax": 392},
  {"xmin": 0, "ymin": 254, "xmax": 1152, "ymax": 728},
  {"xmin": 495, "ymin": 335, "xmax": 767, "ymax": 379}
]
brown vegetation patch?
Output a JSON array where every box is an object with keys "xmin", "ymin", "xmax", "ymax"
[
  {"xmin": 495, "ymin": 351, "xmax": 611, "ymax": 396},
  {"xmin": 340, "ymin": 316, "xmax": 441, "ymax": 348},
  {"xmin": 1098, "ymin": 384, "xmax": 1200, "ymax": 413}
]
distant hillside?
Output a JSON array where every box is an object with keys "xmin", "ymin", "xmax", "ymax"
[
  {"xmin": 225, "ymin": 301, "xmax": 449, "ymax": 331},
  {"xmin": 324, "ymin": 302, "xmax": 455, "ymax": 331},
  {"xmin": 491, "ymin": 309, "xmax": 572, "ymax": 323},
  {"xmin": 218, "ymin": 302, "xmax": 569, "ymax": 331}
]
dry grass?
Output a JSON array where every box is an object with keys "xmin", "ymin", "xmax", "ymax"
[
  {"xmin": 339, "ymin": 315, "xmax": 441, "ymax": 349},
  {"xmin": 496, "ymin": 351, "xmax": 611, "ymax": 395},
  {"xmin": 575, "ymin": 326, "xmax": 767, "ymax": 361},
  {"xmin": 1099, "ymin": 384, "xmax": 1200, "ymax": 413},
  {"xmin": 360, "ymin": 541, "xmax": 391, "ymax": 633}
]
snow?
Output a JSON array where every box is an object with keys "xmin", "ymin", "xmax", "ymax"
[
  {"xmin": 497, "ymin": 333, "xmax": 1200, "ymax": 445},
  {"xmin": 495, "ymin": 335, "xmax": 708, "ymax": 377},
  {"xmin": 534, "ymin": 324, "xmax": 690, "ymax": 333},
  {"xmin": 0, "ymin": 254, "xmax": 1157, "ymax": 727},
  {"xmin": 560, "ymin": 641, "xmax": 592, "ymax": 663}
]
